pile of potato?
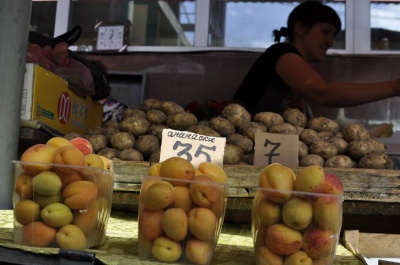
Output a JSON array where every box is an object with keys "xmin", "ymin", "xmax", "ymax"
[{"xmin": 69, "ymin": 99, "xmax": 393, "ymax": 169}]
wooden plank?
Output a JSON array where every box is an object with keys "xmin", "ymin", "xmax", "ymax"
[{"xmin": 110, "ymin": 161, "xmax": 400, "ymax": 203}]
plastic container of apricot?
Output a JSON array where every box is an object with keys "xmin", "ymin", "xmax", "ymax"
[
  {"xmin": 12, "ymin": 160, "xmax": 115, "ymax": 250},
  {"xmin": 138, "ymin": 175, "xmax": 227, "ymax": 265},
  {"xmin": 252, "ymin": 187, "xmax": 344, "ymax": 265}
]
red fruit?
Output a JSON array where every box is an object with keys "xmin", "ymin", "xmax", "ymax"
[
  {"xmin": 322, "ymin": 173, "xmax": 344, "ymax": 195},
  {"xmin": 70, "ymin": 137, "xmax": 93, "ymax": 155}
]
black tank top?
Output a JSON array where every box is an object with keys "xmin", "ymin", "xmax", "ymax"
[{"xmin": 233, "ymin": 43, "xmax": 310, "ymax": 117}]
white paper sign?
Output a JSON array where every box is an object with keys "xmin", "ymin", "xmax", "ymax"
[
  {"xmin": 254, "ymin": 133, "xmax": 299, "ymax": 168},
  {"xmin": 159, "ymin": 129, "xmax": 226, "ymax": 168}
]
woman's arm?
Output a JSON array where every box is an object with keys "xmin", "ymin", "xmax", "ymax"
[{"xmin": 276, "ymin": 53, "xmax": 400, "ymax": 107}]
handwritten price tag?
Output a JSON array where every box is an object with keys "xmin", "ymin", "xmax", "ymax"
[
  {"xmin": 159, "ymin": 129, "xmax": 226, "ymax": 168},
  {"xmin": 254, "ymin": 133, "xmax": 299, "ymax": 168}
]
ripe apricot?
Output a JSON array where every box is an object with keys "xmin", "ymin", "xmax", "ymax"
[
  {"xmin": 22, "ymin": 221, "xmax": 56, "ymax": 247},
  {"xmin": 63, "ymin": 181, "xmax": 99, "ymax": 209}
]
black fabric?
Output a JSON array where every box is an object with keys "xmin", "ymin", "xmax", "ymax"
[
  {"xmin": 232, "ymin": 43, "xmax": 303, "ymax": 115},
  {"xmin": 28, "ymin": 26, "xmax": 110, "ymax": 100}
]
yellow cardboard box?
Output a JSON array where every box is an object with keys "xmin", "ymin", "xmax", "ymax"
[{"xmin": 21, "ymin": 63, "xmax": 103, "ymax": 135}]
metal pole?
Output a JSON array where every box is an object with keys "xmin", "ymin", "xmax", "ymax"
[{"xmin": 0, "ymin": 1, "xmax": 32, "ymax": 209}]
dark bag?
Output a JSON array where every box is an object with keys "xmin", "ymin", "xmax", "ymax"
[{"xmin": 28, "ymin": 26, "xmax": 110, "ymax": 100}]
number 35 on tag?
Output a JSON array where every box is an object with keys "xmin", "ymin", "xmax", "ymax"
[
  {"xmin": 254, "ymin": 133, "xmax": 299, "ymax": 168},
  {"xmin": 159, "ymin": 129, "xmax": 226, "ymax": 168}
]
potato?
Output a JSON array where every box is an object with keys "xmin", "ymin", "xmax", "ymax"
[
  {"xmin": 318, "ymin": 131, "xmax": 334, "ymax": 141},
  {"xmin": 299, "ymin": 128, "xmax": 320, "ymax": 146},
  {"xmin": 253, "ymin": 112, "xmax": 284, "ymax": 129},
  {"xmin": 147, "ymin": 124, "xmax": 169, "ymax": 141},
  {"xmin": 208, "ymin": 116, "xmax": 235, "ymax": 137},
  {"xmin": 299, "ymin": 154, "xmax": 324, "ymax": 167},
  {"xmin": 328, "ymin": 137, "xmax": 349, "ymax": 155},
  {"xmin": 160, "ymin": 101, "xmax": 185, "ymax": 116},
  {"xmin": 134, "ymin": 135, "xmax": 160, "ymax": 158},
  {"xmin": 86, "ymin": 134, "xmax": 108, "ymax": 152},
  {"xmin": 239, "ymin": 122, "xmax": 267, "ymax": 142},
  {"xmin": 342, "ymin": 122, "xmax": 370, "ymax": 142},
  {"xmin": 283, "ymin": 108, "xmax": 307, "ymax": 128},
  {"xmin": 226, "ymin": 133, "xmax": 254, "ymax": 154},
  {"xmin": 294, "ymin": 126, "xmax": 304, "ymax": 135},
  {"xmin": 358, "ymin": 153, "xmax": 394, "ymax": 169},
  {"xmin": 110, "ymin": 131, "xmax": 135, "ymax": 151},
  {"xmin": 268, "ymin": 123, "xmax": 298, "ymax": 135},
  {"xmin": 139, "ymin": 98, "xmax": 162, "ymax": 112},
  {"xmin": 308, "ymin": 140, "xmax": 338, "ymax": 160},
  {"xmin": 186, "ymin": 124, "xmax": 221, "ymax": 137},
  {"xmin": 307, "ymin": 117, "xmax": 339, "ymax": 134},
  {"xmin": 102, "ymin": 127, "xmax": 119, "ymax": 141},
  {"xmin": 221, "ymin": 103, "xmax": 251, "ymax": 128},
  {"xmin": 223, "ymin": 144, "xmax": 244, "ymax": 165},
  {"xmin": 149, "ymin": 150, "xmax": 161, "ymax": 164},
  {"xmin": 165, "ymin": 111, "xmax": 198, "ymax": 130},
  {"xmin": 97, "ymin": 148, "xmax": 119, "ymax": 159},
  {"xmin": 118, "ymin": 148, "xmax": 144, "ymax": 161},
  {"xmin": 298, "ymin": 141, "xmax": 308, "ymax": 159},
  {"xmin": 121, "ymin": 108, "xmax": 146, "ymax": 120},
  {"xmin": 103, "ymin": 119, "xmax": 119, "ymax": 129},
  {"xmin": 348, "ymin": 139, "xmax": 386, "ymax": 160},
  {"xmin": 118, "ymin": 116, "xmax": 149, "ymax": 137},
  {"xmin": 64, "ymin": 132, "xmax": 82, "ymax": 141},
  {"xmin": 146, "ymin": 109, "xmax": 167, "ymax": 124},
  {"xmin": 243, "ymin": 153, "xmax": 254, "ymax": 165},
  {"xmin": 324, "ymin": 155, "xmax": 355, "ymax": 168},
  {"xmin": 86, "ymin": 126, "xmax": 103, "ymax": 135}
]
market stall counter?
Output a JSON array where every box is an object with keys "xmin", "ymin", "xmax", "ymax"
[{"xmin": 0, "ymin": 210, "xmax": 362, "ymax": 265}]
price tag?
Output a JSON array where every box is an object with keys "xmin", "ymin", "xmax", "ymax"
[
  {"xmin": 159, "ymin": 129, "xmax": 226, "ymax": 168},
  {"xmin": 254, "ymin": 133, "xmax": 299, "ymax": 168}
]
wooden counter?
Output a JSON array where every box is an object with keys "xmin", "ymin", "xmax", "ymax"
[{"xmin": 0, "ymin": 210, "xmax": 363, "ymax": 265}]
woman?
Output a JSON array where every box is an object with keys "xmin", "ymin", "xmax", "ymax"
[{"xmin": 232, "ymin": 1, "xmax": 400, "ymax": 118}]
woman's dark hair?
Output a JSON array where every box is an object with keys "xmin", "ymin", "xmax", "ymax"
[{"xmin": 273, "ymin": 1, "xmax": 342, "ymax": 43}]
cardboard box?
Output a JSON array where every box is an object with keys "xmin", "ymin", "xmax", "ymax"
[
  {"xmin": 343, "ymin": 230, "xmax": 400, "ymax": 264},
  {"xmin": 21, "ymin": 63, "xmax": 103, "ymax": 135}
]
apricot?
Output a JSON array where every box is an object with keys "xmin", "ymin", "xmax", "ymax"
[
  {"xmin": 302, "ymin": 228, "xmax": 337, "ymax": 259},
  {"xmin": 99, "ymin": 155, "xmax": 111, "ymax": 171},
  {"xmin": 197, "ymin": 162, "xmax": 228, "ymax": 184},
  {"xmin": 185, "ymin": 239, "xmax": 214, "ymax": 265},
  {"xmin": 141, "ymin": 180, "xmax": 174, "ymax": 210},
  {"xmin": 22, "ymin": 221, "xmax": 56, "ymax": 247},
  {"xmin": 189, "ymin": 175, "xmax": 222, "ymax": 207},
  {"xmin": 151, "ymin": 236, "xmax": 182, "ymax": 262},
  {"xmin": 159, "ymin": 156, "xmax": 195, "ymax": 186},
  {"xmin": 295, "ymin": 165, "xmax": 325, "ymax": 193},
  {"xmin": 161, "ymin": 208, "xmax": 188, "ymax": 241},
  {"xmin": 70, "ymin": 137, "xmax": 93, "ymax": 155},
  {"xmin": 46, "ymin": 136, "xmax": 73, "ymax": 149},
  {"xmin": 20, "ymin": 144, "xmax": 57, "ymax": 175},
  {"xmin": 63, "ymin": 181, "xmax": 99, "ymax": 209},
  {"xmin": 84, "ymin": 154, "xmax": 104, "ymax": 169},
  {"xmin": 171, "ymin": 186, "xmax": 193, "ymax": 213},
  {"xmin": 139, "ymin": 209, "xmax": 163, "ymax": 242},
  {"xmin": 41, "ymin": 203, "xmax": 73, "ymax": 227},
  {"xmin": 259, "ymin": 163, "xmax": 295, "ymax": 203},
  {"xmin": 14, "ymin": 173, "xmax": 33, "ymax": 200},
  {"xmin": 265, "ymin": 224, "xmax": 303, "ymax": 255},
  {"xmin": 32, "ymin": 171, "xmax": 62, "ymax": 196},
  {"xmin": 188, "ymin": 207, "xmax": 217, "ymax": 241},
  {"xmin": 56, "ymin": 224, "xmax": 87, "ymax": 250},
  {"xmin": 54, "ymin": 169, "xmax": 82, "ymax": 187},
  {"xmin": 34, "ymin": 191, "xmax": 63, "ymax": 208},
  {"xmin": 255, "ymin": 246, "xmax": 283, "ymax": 265},
  {"xmin": 53, "ymin": 145, "xmax": 86, "ymax": 174},
  {"xmin": 148, "ymin": 162, "xmax": 161, "ymax": 176},
  {"xmin": 15, "ymin": 199, "xmax": 40, "ymax": 225},
  {"xmin": 73, "ymin": 207, "xmax": 98, "ymax": 236}
]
